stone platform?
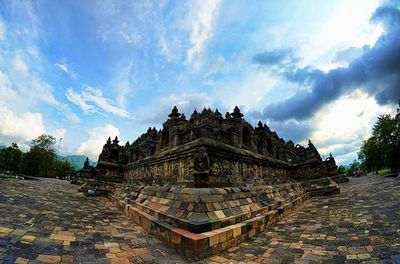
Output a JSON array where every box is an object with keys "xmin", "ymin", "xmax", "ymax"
[
  {"xmin": 110, "ymin": 183, "xmax": 308, "ymax": 260},
  {"xmin": 300, "ymin": 177, "xmax": 341, "ymax": 197},
  {"xmin": 1, "ymin": 176, "xmax": 400, "ymax": 263}
]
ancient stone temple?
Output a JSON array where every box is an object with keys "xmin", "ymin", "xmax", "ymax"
[
  {"xmin": 97, "ymin": 106, "xmax": 337, "ymax": 187},
  {"xmin": 91, "ymin": 106, "xmax": 339, "ymax": 260}
]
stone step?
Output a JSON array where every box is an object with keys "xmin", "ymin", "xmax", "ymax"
[{"xmin": 109, "ymin": 183, "xmax": 309, "ymax": 260}]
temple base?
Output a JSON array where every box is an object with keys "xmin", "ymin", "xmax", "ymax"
[
  {"xmin": 109, "ymin": 183, "xmax": 309, "ymax": 260},
  {"xmin": 300, "ymin": 177, "xmax": 341, "ymax": 197}
]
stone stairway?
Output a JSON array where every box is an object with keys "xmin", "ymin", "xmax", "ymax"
[{"xmin": 110, "ymin": 183, "xmax": 309, "ymax": 260}]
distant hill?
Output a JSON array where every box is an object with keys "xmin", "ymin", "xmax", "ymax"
[
  {"xmin": 0, "ymin": 145, "xmax": 5, "ymax": 150},
  {"xmin": 56, "ymin": 155, "xmax": 97, "ymax": 170}
]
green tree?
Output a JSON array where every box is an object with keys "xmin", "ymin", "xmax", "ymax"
[
  {"xmin": 358, "ymin": 100, "xmax": 400, "ymax": 171},
  {"xmin": 349, "ymin": 160, "xmax": 360, "ymax": 173},
  {"xmin": 54, "ymin": 160, "xmax": 75, "ymax": 178},
  {"xmin": 0, "ymin": 143, "xmax": 23, "ymax": 173},
  {"xmin": 337, "ymin": 165, "xmax": 347, "ymax": 174},
  {"xmin": 23, "ymin": 134, "xmax": 57, "ymax": 177},
  {"xmin": 358, "ymin": 136, "xmax": 384, "ymax": 172}
]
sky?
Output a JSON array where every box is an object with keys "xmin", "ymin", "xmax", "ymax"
[{"xmin": 0, "ymin": 0, "xmax": 399, "ymax": 164}]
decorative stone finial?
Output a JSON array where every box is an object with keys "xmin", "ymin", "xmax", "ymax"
[
  {"xmin": 107, "ymin": 137, "xmax": 111, "ymax": 145},
  {"xmin": 231, "ymin": 106, "xmax": 243, "ymax": 118},
  {"xmin": 168, "ymin": 106, "xmax": 181, "ymax": 118},
  {"xmin": 113, "ymin": 136, "xmax": 119, "ymax": 145},
  {"xmin": 225, "ymin": 112, "xmax": 231, "ymax": 118},
  {"xmin": 83, "ymin": 157, "xmax": 90, "ymax": 168}
]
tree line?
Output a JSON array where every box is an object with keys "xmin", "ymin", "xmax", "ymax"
[
  {"xmin": 358, "ymin": 100, "xmax": 400, "ymax": 173},
  {"xmin": 0, "ymin": 134, "xmax": 76, "ymax": 178}
]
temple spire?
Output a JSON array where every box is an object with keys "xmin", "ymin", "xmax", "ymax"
[
  {"xmin": 168, "ymin": 106, "xmax": 181, "ymax": 118},
  {"xmin": 230, "ymin": 106, "xmax": 243, "ymax": 118}
]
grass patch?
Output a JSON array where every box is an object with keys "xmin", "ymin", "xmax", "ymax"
[{"xmin": 378, "ymin": 168, "xmax": 391, "ymax": 176}]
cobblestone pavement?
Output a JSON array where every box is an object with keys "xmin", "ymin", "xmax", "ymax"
[{"xmin": 0, "ymin": 176, "xmax": 399, "ymax": 264}]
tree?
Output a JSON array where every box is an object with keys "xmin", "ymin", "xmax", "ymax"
[
  {"xmin": 0, "ymin": 135, "xmax": 75, "ymax": 178},
  {"xmin": 23, "ymin": 134, "xmax": 57, "ymax": 177},
  {"xmin": 54, "ymin": 160, "xmax": 75, "ymax": 178},
  {"xmin": 359, "ymin": 100, "xmax": 400, "ymax": 171},
  {"xmin": 0, "ymin": 143, "xmax": 23, "ymax": 173},
  {"xmin": 358, "ymin": 136, "xmax": 384, "ymax": 172},
  {"xmin": 31, "ymin": 134, "xmax": 57, "ymax": 152},
  {"xmin": 337, "ymin": 165, "xmax": 347, "ymax": 174},
  {"xmin": 349, "ymin": 160, "xmax": 360, "ymax": 173}
]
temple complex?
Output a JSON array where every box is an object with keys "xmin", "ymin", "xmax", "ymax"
[
  {"xmin": 97, "ymin": 106, "xmax": 337, "ymax": 187},
  {"xmin": 86, "ymin": 106, "xmax": 340, "ymax": 260}
]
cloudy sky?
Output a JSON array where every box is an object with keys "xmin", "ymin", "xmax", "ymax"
[{"xmin": 0, "ymin": 0, "xmax": 399, "ymax": 164}]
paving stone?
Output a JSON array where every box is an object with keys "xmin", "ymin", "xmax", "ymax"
[
  {"xmin": 392, "ymin": 255, "xmax": 400, "ymax": 264},
  {"xmin": 0, "ymin": 176, "xmax": 400, "ymax": 263},
  {"xmin": 36, "ymin": 254, "xmax": 61, "ymax": 263},
  {"xmin": 14, "ymin": 257, "xmax": 30, "ymax": 264}
]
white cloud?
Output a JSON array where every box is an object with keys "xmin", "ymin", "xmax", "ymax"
[
  {"xmin": 55, "ymin": 63, "xmax": 68, "ymax": 73},
  {"xmin": 300, "ymin": 0, "xmax": 382, "ymax": 70},
  {"xmin": 66, "ymin": 88, "xmax": 96, "ymax": 113},
  {"xmin": 77, "ymin": 124, "xmax": 120, "ymax": 160},
  {"xmin": 2, "ymin": 54, "xmax": 79, "ymax": 124},
  {"xmin": 13, "ymin": 53, "xmax": 29, "ymax": 74},
  {"xmin": 1, "ymin": 64, "xmax": 82, "ymax": 127},
  {"xmin": 0, "ymin": 19, "xmax": 6, "ymax": 41},
  {"xmin": 0, "ymin": 104, "xmax": 45, "ymax": 143},
  {"xmin": 212, "ymin": 71, "xmax": 277, "ymax": 111},
  {"xmin": 119, "ymin": 27, "xmax": 141, "ymax": 45},
  {"xmin": 158, "ymin": 33, "xmax": 183, "ymax": 62},
  {"xmin": 63, "ymin": 109, "xmax": 82, "ymax": 124},
  {"xmin": 310, "ymin": 90, "xmax": 396, "ymax": 164},
  {"xmin": 91, "ymin": 1, "xmax": 160, "ymax": 46},
  {"xmin": 0, "ymin": 2, "xmax": 81, "ymax": 129},
  {"xmin": 109, "ymin": 63, "xmax": 136, "ymax": 108},
  {"xmin": 185, "ymin": 0, "xmax": 222, "ymax": 64},
  {"xmin": 50, "ymin": 128, "xmax": 66, "ymax": 141},
  {"xmin": 66, "ymin": 85, "xmax": 130, "ymax": 118},
  {"xmin": 55, "ymin": 61, "xmax": 78, "ymax": 79},
  {"xmin": 0, "ymin": 71, "xmax": 19, "ymax": 106},
  {"xmin": 138, "ymin": 92, "xmax": 213, "ymax": 125},
  {"xmin": 30, "ymin": 77, "xmax": 63, "ymax": 107}
]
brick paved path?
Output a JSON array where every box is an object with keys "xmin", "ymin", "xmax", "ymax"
[{"xmin": 0, "ymin": 176, "xmax": 399, "ymax": 263}]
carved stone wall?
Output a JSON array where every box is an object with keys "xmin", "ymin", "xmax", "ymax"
[{"xmin": 95, "ymin": 106, "xmax": 337, "ymax": 186}]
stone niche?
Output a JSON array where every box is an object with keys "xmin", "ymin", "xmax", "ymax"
[{"xmin": 91, "ymin": 106, "xmax": 339, "ymax": 260}]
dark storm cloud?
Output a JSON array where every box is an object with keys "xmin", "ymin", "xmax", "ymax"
[
  {"xmin": 332, "ymin": 46, "xmax": 367, "ymax": 65},
  {"xmin": 252, "ymin": 4, "xmax": 400, "ymax": 121},
  {"xmin": 268, "ymin": 119, "xmax": 312, "ymax": 143}
]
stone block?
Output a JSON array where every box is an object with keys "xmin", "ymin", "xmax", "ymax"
[
  {"xmin": 170, "ymin": 230, "xmax": 181, "ymax": 245},
  {"xmin": 233, "ymin": 225, "xmax": 241, "ymax": 237}
]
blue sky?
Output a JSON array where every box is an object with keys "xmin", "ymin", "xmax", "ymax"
[{"xmin": 0, "ymin": 0, "xmax": 399, "ymax": 164}]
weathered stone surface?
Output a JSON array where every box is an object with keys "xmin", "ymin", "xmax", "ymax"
[
  {"xmin": 89, "ymin": 106, "xmax": 338, "ymax": 188},
  {"xmin": 74, "ymin": 106, "xmax": 342, "ymax": 259},
  {"xmin": 0, "ymin": 176, "xmax": 400, "ymax": 262}
]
